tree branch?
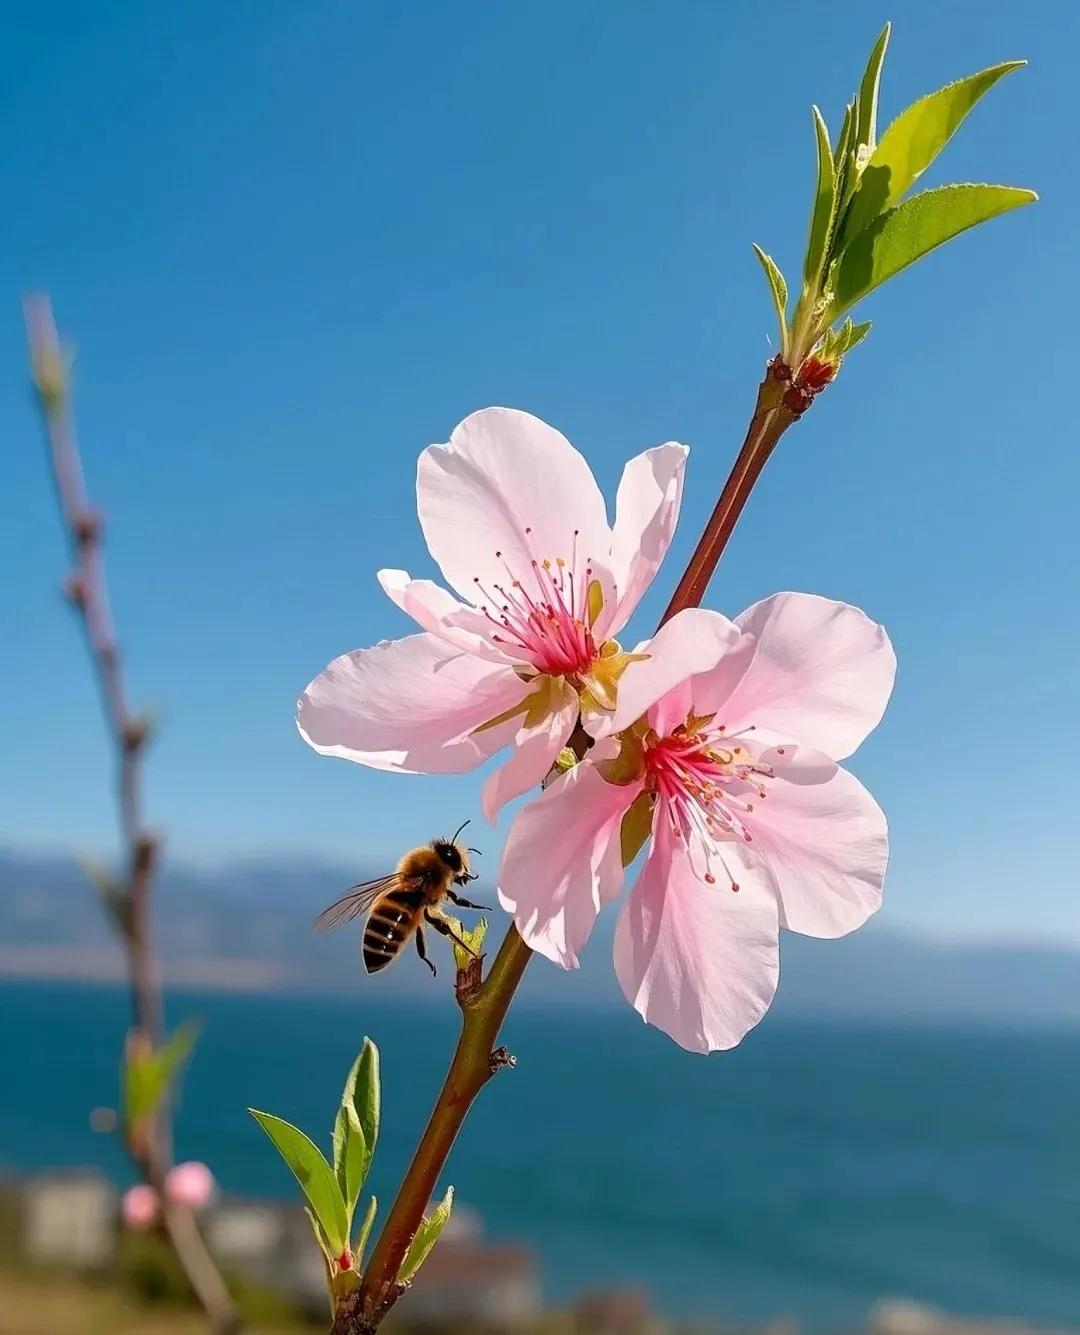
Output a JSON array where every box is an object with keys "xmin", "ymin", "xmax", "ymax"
[{"xmin": 24, "ymin": 294, "xmax": 240, "ymax": 1335}]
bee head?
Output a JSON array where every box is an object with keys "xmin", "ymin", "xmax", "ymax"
[{"xmin": 433, "ymin": 838, "xmax": 472, "ymax": 884}]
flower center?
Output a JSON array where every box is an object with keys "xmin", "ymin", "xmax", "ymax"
[
  {"xmin": 644, "ymin": 720, "xmax": 775, "ymax": 892},
  {"xmin": 472, "ymin": 531, "xmax": 599, "ymax": 678}
]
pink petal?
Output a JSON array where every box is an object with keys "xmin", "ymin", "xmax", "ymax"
[
  {"xmin": 604, "ymin": 443, "xmax": 688, "ymax": 637},
  {"xmin": 614, "ymin": 827, "xmax": 780, "ymax": 1053},
  {"xmin": 378, "ymin": 569, "xmax": 508, "ymax": 661},
  {"xmin": 711, "ymin": 592, "xmax": 896, "ymax": 760},
  {"xmin": 416, "ymin": 407, "xmax": 613, "ymax": 608},
  {"xmin": 297, "ymin": 633, "xmax": 524, "ymax": 774},
  {"xmin": 590, "ymin": 607, "xmax": 746, "ymax": 740},
  {"xmin": 498, "ymin": 745, "xmax": 639, "ymax": 967},
  {"xmin": 481, "ymin": 681, "xmax": 579, "ymax": 823},
  {"xmin": 745, "ymin": 756, "xmax": 888, "ymax": 938}
]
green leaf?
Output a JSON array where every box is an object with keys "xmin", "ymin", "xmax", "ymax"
[
  {"xmin": 353, "ymin": 1195, "xmax": 378, "ymax": 1264},
  {"xmin": 249, "ymin": 1109, "xmax": 348, "ymax": 1256},
  {"xmin": 345, "ymin": 1038, "xmax": 381, "ymax": 1163},
  {"xmin": 398, "ymin": 1187, "xmax": 454, "ymax": 1285},
  {"xmin": 620, "ymin": 792, "xmax": 655, "ymax": 868},
  {"xmin": 304, "ymin": 1206, "xmax": 334, "ymax": 1264},
  {"xmin": 816, "ymin": 317, "xmax": 873, "ymax": 363},
  {"xmin": 834, "ymin": 94, "xmax": 861, "ymax": 214},
  {"xmin": 856, "ymin": 24, "xmax": 891, "ymax": 152},
  {"xmin": 828, "ymin": 183, "xmax": 1036, "ymax": 321},
  {"xmin": 833, "ymin": 100, "xmax": 854, "ymax": 174},
  {"xmin": 751, "ymin": 245, "xmax": 787, "ymax": 347},
  {"xmin": 841, "ymin": 61, "xmax": 1025, "ymax": 246},
  {"xmin": 125, "ymin": 1019, "xmax": 201, "ymax": 1125},
  {"xmin": 332, "ymin": 1105, "xmax": 367, "ymax": 1224},
  {"xmin": 803, "ymin": 107, "xmax": 836, "ymax": 287},
  {"xmin": 450, "ymin": 915, "xmax": 488, "ymax": 972}
]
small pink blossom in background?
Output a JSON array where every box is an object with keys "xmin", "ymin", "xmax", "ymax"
[
  {"xmin": 499, "ymin": 592, "xmax": 896, "ymax": 1054},
  {"xmin": 121, "ymin": 1183, "xmax": 159, "ymax": 1231},
  {"xmin": 165, "ymin": 1161, "xmax": 216, "ymax": 1210},
  {"xmin": 297, "ymin": 407, "xmax": 687, "ymax": 821}
]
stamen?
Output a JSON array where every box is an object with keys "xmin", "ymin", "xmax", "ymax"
[{"xmin": 642, "ymin": 719, "xmax": 780, "ymax": 888}]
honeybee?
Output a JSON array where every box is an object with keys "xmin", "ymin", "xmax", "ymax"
[{"xmin": 313, "ymin": 823, "xmax": 489, "ymax": 977}]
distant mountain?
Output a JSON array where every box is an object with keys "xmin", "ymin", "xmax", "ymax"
[{"xmin": 1, "ymin": 845, "xmax": 1078, "ymax": 1024}]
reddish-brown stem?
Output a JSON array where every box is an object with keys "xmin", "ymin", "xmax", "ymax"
[
  {"xmin": 351, "ymin": 368, "xmax": 798, "ymax": 1332},
  {"xmin": 24, "ymin": 294, "xmax": 240, "ymax": 1335},
  {"xmin": 660, "ymin": 375, "xmax": 794, "ymax": 625}
]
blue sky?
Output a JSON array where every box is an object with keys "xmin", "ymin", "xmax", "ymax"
[{"xmin": 1, "ymin": 1, "xmax": 1074, "ymax": 943}]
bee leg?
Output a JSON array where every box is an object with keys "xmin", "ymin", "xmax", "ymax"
[
  {"xmin": 415, "ymin": 925, "xmax": 437, "ymax": 978},
  {"xmin": 446, "ymin": 888, "xmax": 493, "ymax": 911},
  {"xmin": 424, "ymin": 908, "xmax": 478, "ymax": 958}
]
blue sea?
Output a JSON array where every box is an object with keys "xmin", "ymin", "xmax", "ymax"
[{"xmin": 3, "ymin": 979, "xmax": 1080, "ymax": 1330}]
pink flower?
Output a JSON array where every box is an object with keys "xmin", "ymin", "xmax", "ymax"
[
  {"xmin": 498, "ymin": 593, "xmax": 895, "ymax": 1052},
  {"xmin": 165, "ymin": 1161, "xmax": 216, "ymax": 1210},
  {"xmin": 297, "ymin": 408, "xmax": 687, "ymax": 820},
  {"xmin": 121, "ymin": 1183, "xmax": 159, "ymax": 1230}
]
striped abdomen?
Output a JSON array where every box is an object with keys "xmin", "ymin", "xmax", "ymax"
[{"xmin": 363, "ymin": 884, "xmax": 424, "ymax": 973}]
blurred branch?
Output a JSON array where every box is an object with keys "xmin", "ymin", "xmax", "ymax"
[{"xmin": 23, "ymin": 294, "xmax": 240, "ymax": 1335}]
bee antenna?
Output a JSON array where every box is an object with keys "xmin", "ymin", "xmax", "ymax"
[
  {"xmin": 450, "ymin": 818, "xmax": 471, "ymax": 844},
  {"xmin": 467, "ymin": 847, "xmax": 482, "ymax": 856}
]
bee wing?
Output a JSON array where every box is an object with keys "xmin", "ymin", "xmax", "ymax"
[{"xmin": 313, "ymin": 875, "xmax": 398, "ymax": 933}]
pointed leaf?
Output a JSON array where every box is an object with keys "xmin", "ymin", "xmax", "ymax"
[
  {"xmin": 353, "ymin": 1195, "xmax": 378, "ymax": 1263},
  {"xmin": 751, "ymin": 245, "xmax": 788, "ymax": 346},
  {"xmin": 451, "ymin": 915, "xmax": 488, "ymax": 972},
  {"xmin": 125, "ymin": 1019, "xmax": 202, "ymax": 1125},
  {"xmin": 845, "ymin": 319, "xmax": 872, "ymax": 352},
  {"xmin": 340, "ymin": 1038, "xmax": 381, "ymax": 1166},
  {"xmin": 856, "ymin": 24, "xmax": 891, "ymax": 152},
  {"xmin": 304, "ymin": 1206, "xmax": 334, "ymax": 1264},
  {"xmin": 803, "ymin": 107, "xmax": 836, "ymax": 287},
  {"xmin": 835, "ymin": 94, "xmax": 861, "ymax": 213},
  {"xmin": 828, "ymin": 183, "xmax": 1036, "ymax": 321},
  {"xmin": 249, "ymin": 1109, "xmax": 347, "ymax": 1255},
  {"xmin": 398, "ymin": 1187, "xmax": 454, "ymax": 1285},
  {"xmin": 333, "ymin": 1105, "xmax": 368, "ymax": 1223},
  {"xmin": 833, "ymin": 100, "xmax": 854, "ymax": 174},
  {"xmin": 841, "ymin": 61, "xmax": 1025, "ymax": 246}
]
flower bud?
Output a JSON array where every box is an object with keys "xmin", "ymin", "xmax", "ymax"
[
  {"xmin": 165, "ymin": 1161, "xmax": 216, "ymax": 1211},
  {"xmin": 121, "ymin": 1184, "xmax": 159, "ymax": 1231}
]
